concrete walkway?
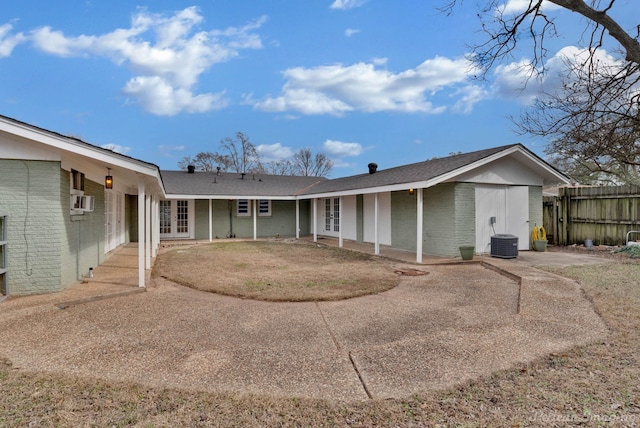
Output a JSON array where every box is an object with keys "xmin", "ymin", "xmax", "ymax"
[{"xmin": 0, "ymin": 240, "xmax": 610, "ymax": 401}]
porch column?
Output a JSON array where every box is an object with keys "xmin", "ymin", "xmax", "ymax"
[
  {"xmin": 253, "ymin": 199, "xmax": 257, "ymax": 241},
  {"xmin": 151, "ymin": 196, "xmax": 158, "ymax": 258},
  {"xmin": 137, "ymin": 178, "xmax": 146, "ymax": 288},
  {"xmin": 145, "ymin": 194, "xmax": 151, "ymax": 269},
  {"xmin": 295, "ymin": 199, "xmax": 300, "ymax": 239},
  {"xmin": 313, "ymin": 198, "xmax": 318, "ymax": 242},
  {"xmin": 374, "ymin": 193, "xmax": 380, "ymax": 255},
  {"xmin": 208, "ymin": 199, "xmax": 213, "ymax": 242},
  {"xmin": 338, "ymin": 196, "xmax": 343, "ymax": 248},
  {"xmin": 416, "ymin": 188, "xmax": 423, "ymax": 263}
]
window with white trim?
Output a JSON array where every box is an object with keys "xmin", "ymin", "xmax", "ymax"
[
  {"xmin": 70, "ymin": 169, "xmax": 86, "ymax": 215},
  {"xmin": 237, "ymin": 199, "xmax": 251, "ymax": 216},
  {"xmin": 258, "ymin": 199, "xmax": 271, "ymax": 216}
]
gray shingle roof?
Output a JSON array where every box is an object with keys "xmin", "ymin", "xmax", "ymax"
[
  {"xmin": 160, "ymin": 170, "xmax": 327, "ymax": 198},
  {"xmin": 298, "ymin": 144, "xmax": 523, "ymax": 195}
]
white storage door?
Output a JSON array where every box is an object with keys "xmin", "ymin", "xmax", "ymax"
[{"xmin": 475, "ymin": 185, "xmax": 529, "ymax": 253}]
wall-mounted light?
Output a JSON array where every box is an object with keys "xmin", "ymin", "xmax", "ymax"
[
  {"xmin": 105, "ymin": 168, "xmax": 113, "ymax": 189},
  {"xmin": 409, "ymin": 188, "xmax": 415, "ymax": 195}
]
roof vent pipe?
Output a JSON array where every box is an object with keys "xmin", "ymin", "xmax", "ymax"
[
  {"xmin": 187, "ymin": 165, "xmax": 195, "ymax": 174},
  {"xmin": 368, "ymin": 163, "xmax": 378, "ymax": 174}
]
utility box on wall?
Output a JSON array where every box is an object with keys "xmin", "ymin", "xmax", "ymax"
[{"xmin": 491, "ymin": 234, "xmax": 518, "ymax": 259}]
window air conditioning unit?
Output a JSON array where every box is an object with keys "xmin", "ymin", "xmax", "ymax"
[
  {"xmin": 70, "ymin": 195, "xmax": 95, "ymax": 212},
  {"xmin": 79, "ymin": 195, "xmax": 95, "ymax": 212},
  {"xmin": 490, "ymin": 234, "xmax": 518, "ymax": 259}
]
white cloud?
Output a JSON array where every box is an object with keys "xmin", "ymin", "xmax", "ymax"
[
  {"xmin": 323, "ymin": 139, "xmax": 363, "ymax": 157},
  {"xmin": 345, "ymin": 28, "xmax": 360, "ymax": 37},
  {"xmin": 371, "ymin": 57, "xmax": 387, "ymax": 65},
  {"xmin": 101, "ymin": 143, "xmax": 132, "ymax": 154},
  {"xmin": 123, "ymin": 75, "xmax": 228, "ymax": 116},
  {"xmin": 27, "ymin": 7, "xmax": 265, "ymax": 116},
  {"xmin": 330, "ymin": 0, "xmax": 368, "ymax": 10},
  {"xmin": 491, "ymin": 46, "xmax": 625, "ymax": 104},
  {"xmin": 254, "ymin": 56, "xmax": 480, "ymax": 116},
  {"xmin": 256, "ymin": 143, "xmax": 294, "ymax": 161},
  {"xmin": 0, "ymin": 23, "xmax": 27, "ymax": 57},
  {"xmin": 452, "ymin": 84, "xmax": 488, "ymax": 113},
  {"xmin": 497, "ymin": 0, "xmax": 562, "ymax": 15}
]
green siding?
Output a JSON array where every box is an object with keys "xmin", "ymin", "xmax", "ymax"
[
  {"xmin": 192, "ymin": 199, "xmax": 309, "ymax": 239},
  {"xmin": 454, "ymin": 182, "xmax": 476, "ymax": 253},
  {"xmin": 0, "ymin": 160, "xmax": 63, "ymax": 295},
  {"xmin": 61, "ymin": 174, "xmax": 106, "ymax": 287}
]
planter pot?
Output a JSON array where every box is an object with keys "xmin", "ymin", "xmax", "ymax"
[
  {"xmin": 459, "ymin": 245, "xmax": 475, "ymax": 260},
  {"xmin": 533, "ymin": 240, "xmax": 548, "ymax": 252}
]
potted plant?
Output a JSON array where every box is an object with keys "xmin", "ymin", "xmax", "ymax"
[{"xmin": 459, "ymin": 245, "xmax": 475, "ymax": 260}]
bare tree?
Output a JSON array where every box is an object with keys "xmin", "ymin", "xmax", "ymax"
[
  {"xmin": 178, "ymin": 152, "xmax": 232, "ymax": 172},
  {"xmin": 443, "ymin": 1, "xmax": 640, "ymax": 183},
  {"xmin": 292, "ymin": 148, "xmax": 334, "ymax": 177},
  {"xmin": 219, "ymin": 132, "xmax": 262, "ymax": 173},
  {"xmin": 264, "ymin": 159, "xmax": 295, "ymax": 175}
]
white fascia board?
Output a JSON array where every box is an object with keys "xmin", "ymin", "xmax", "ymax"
[
  {"xmin": 297, "ymin": 146, "xmax": 570, "ymax": 199},
  {"xmin": 0, "ymin": 117, "xmax": 158, "ymax": 177},
  {"xmin": 165, "ymin": 194, "xmax": 297, "ymax": 200}
]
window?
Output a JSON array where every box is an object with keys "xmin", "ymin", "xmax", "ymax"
[
  {"xmin": 71, "ymin": 169, "xmax": 85, "ymax": 191},
  {"xmin": 237, "ymin": 199, "xmax": 251, "ymax": 216},
  {"xmin": 258, "ymin": 199, "xmax": 271, "ymax": 217}
]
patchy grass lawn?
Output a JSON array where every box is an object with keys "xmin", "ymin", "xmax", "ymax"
[
  {"xmin": 152, "ymin": 240, "xmax": 400, "ymax": 301},
  {"xmin": 1, "ymin": 256, "xmax": 639, "ymax": 426}
]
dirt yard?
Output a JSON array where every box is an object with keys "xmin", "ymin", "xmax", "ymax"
[
  {"xmin": 0, "ymin": 246, "xmax": 638, "ymax": 427},
  {"xmin": 153, "ymin": 240, "xmax": 401, "ymax": 301}
]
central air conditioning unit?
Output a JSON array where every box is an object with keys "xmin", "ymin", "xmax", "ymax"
[{"xmin": 491, "ymin": 234, "xmax": 518, "ymax": 259}]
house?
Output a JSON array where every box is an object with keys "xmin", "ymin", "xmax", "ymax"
[
  {"xmin": 0, "ymin": 115, "xmax": 163, "ymax": 296},
  {"xmin": 160, "ymin": 144, "xmax": 569, "ymax": 263},
  {"xmin": 0, "ymin": 114, "xmax": 570, "ymax": 296}
]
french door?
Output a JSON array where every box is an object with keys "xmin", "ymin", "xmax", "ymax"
[
  {"xmin": 104, "ymin": 190, "xmax": 124, "ymax": 253},
  {"xmin": 323, "ymin": 197, "xmax": 340, "ymax": 237},
  {"xmin": 160, "ymin": 200, "xmax": 193, "ymax": 239}
]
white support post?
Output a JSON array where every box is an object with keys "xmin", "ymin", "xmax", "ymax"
[
  {"xmin": 295, "ymin": 199, "xmax": 300, "ymax": 239},
  {"xmin": 313, "ymin": 198, "xmax": 318, "ymax": 242},
  {"xmin": 338, "ymin": 196, "xmax": 343, "ymax": 248},
  {"xmin": 145, "ymin": 194, "xmax": 151, "ymax": 270},
  {"xmin": 151, "ymin": 196, "xmax": 158, "ymax": 258},
  {"xmin": 137, "ymin": 178, "xmax": 146, "ymax": 288},
  {"xmin": 416, "ymin": 188, "xmax": 423, "ymax": 263},
  {"xmin": 374, "ymin": 193, "xmax": 380, "ymax": 255},
  {"xmin": 209, "ymin": 199, "xmax": 213, "ymax": 242},
  {"xmin": 253, "ymin": 199, "xmax": 257, "ymax": 241}
]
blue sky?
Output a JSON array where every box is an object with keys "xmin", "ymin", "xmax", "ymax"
[{"xmin": 0, "ymin": 1, "xmax": 636, "ymax": 177}]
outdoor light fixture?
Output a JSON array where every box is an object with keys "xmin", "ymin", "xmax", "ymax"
[
  {"xmin": 409, "ymin": 188, "xmax": 415, "ymax": 195},
  {"xmin": 105, "ymin": 168, "xmax": 113, "ymax": 189}
]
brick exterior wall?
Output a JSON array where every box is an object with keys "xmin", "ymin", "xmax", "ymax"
[
  {"xmin": 0, "ymin": 160, "xmax": 63, "ymax": 295},
  {"xmin": 0, "ymin": 160, "xmax": 107, "ymax": 295},
  {"xmin": 60, "ymin": 172, "xmax": 106, "ymax": 287},
  {"xmin": 391, "ymin": 182, "xmax": 476, "ymax": 257}
]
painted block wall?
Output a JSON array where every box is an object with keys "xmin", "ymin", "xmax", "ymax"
[
  {"xmin": 423, "ymin": 182, "xmax": 476, "ymax": 257},
  {"xmin": 528, "ymin": 186, "xmax": 543, "ymax": 248},
  {"xmin": 0, "ymin": 160, "xmax": 63, "ymax": 295},
  {"xmin": 454, "ymin": 182, "xmax": 476, "ymax": 253},
  {"xmin": 60, "ymin": 173, "xmax": 106, "ymax": 287},
  {"xmin": 390, "ymin": 190, "xmax": 418, "ymax": 251},
  {"xmin": 193, "ymin": 199, "xmax": 306, "ymax": 239}
]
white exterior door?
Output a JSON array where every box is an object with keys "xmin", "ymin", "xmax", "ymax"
[
  {"xmin": 322, "ymin": 198, "xmax": 341, "ymax": 238},
  {"xmin": 160, "ymin": 200, "xmax": 193, "ymax": 239},
  {"xmin": 475, "ymin": 185, "xmax": 529, "ymax": 252},
  {"xmin": 104, "ymin": 190, "xmax": 125, "ymax": 253}
]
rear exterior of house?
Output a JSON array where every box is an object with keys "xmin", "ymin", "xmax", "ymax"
[
  {"xmin": 1, "ymin": 113, "xmax": 569, "ymax": 296},
  {"xmin": 0, "ymin": 115, "xmax": 163, "ymax": 296}
]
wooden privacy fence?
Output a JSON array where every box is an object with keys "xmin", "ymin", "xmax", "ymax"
[{"xmin": 543, "ymin": 185, "xmax": 640, "ymax": 246}]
